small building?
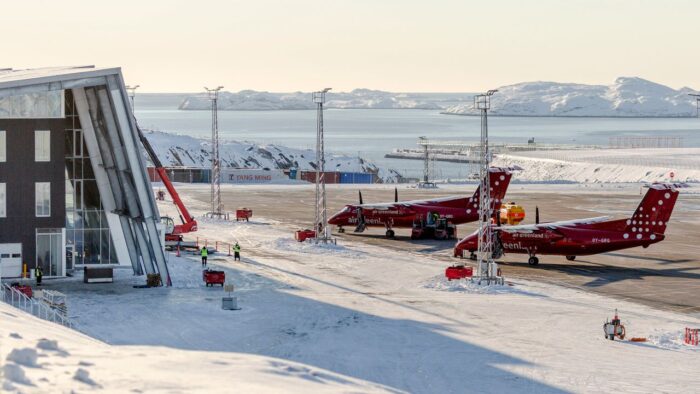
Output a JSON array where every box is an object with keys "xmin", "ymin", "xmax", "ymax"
[{"xmin": 0, "ymin": 67, "xmax": 170, "ymax": 284}]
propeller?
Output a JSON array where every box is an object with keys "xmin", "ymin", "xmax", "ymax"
[
  {"xmin": 359, "ymin": 190, "xmax": 363, "ymax": 205},
  {"xmin": 535, "ymin": 206, "xmax": 540, "ymax": 225},
  {"xmin": 395, "ymin": 187, "xmax": 398, "ymax": 203},
  {"xmin": 354, "ymin": 207, "xmax": 366, "ymax": 233}
]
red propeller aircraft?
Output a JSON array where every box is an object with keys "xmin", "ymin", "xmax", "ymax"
[
  {"xmin": 328, "ymin": 167, "xmax": 516, "ymax": 238},
  {"xmin": 454, "ymin": 183, "xmax": 685, "ymax": 265}
]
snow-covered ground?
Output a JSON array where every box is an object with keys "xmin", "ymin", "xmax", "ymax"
[
  {"xmin": 444, "ymin": 77, "xmax": 698, "ymax": 117},
  {"xmin": 492, "ymin": 148, "xmax": 700, "ymax": 183},
  {"xmin": 3, "ymin": 189, "xmax": 698, "ymax": 393}
]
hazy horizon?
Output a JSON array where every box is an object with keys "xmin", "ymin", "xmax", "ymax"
[{"xmin": 3, "ymin": 0, "xmax": 700, "ymax": 93}]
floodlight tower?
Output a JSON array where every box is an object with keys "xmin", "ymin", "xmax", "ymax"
[
  {"xmin": 312, "ymin": 88, "xmax": 333, "ymax": 243},
  {"xmin": 689, "ymin": 94, "xmax": 700, "ymax": 118},
  {"xmin": 474, "ymin": 90, "xmax": 503, "ymax": 285},
  {"xmin": 205, "ymin": 86, "xmax": 225, "ymax": 217},
  {"xmin": 125, "ymin": 85, "xmax": 140, "ymax": 111}
]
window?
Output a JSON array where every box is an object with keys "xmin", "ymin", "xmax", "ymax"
[
  {"xmin": 35, "ymin": 182, "xmax": 51, "ymax": 217},
  {"xmin": 0, "ymin": 183, "xmax": 5, "ymax": 218},
  {"xmin": 35, "ymin": 130, "xmax": 50, "ymax": 162},
  {"xmin": 0, "ymin": 130, "xmax": 5, "ymax": 162}
]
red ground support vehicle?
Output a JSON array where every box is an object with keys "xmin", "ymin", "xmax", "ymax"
[
  {"xmin": 295, "ymin": 229, "xmax": 316, "ymax": 242},
  {"xmin": 203, "ymin": 270, "xmax": 226, "ymax": 287},
  {"xmin": 685, "ymin": 328, "xmax": 699, "ymax": 346},
  {"xmin": 10, "ymin": 283, "xmax": 33, "ymax": 298},
  {"xmin": 236, "ymin": 208, "xmax": 253, "ymax": 222},
  {"xmin": 445, "ymin": 266, "xmax": 473, "ymax": 281}
]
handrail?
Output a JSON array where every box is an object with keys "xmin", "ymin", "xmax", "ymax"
[{"xmin": 1, "ymin": 283, "xmax": 73, "ymax": 328}]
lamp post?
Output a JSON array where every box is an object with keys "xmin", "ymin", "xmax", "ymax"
[
  {"xmin": 125, "ymin": 84, "xmax": 140, "ymax": 111},
  {"xmin": 689, "ymin": 94, "xmax": 700, "ymax": 118},
  {"xmin": 312, "ymin": 88, "xmax": 333, "ymax": 243},
  {"xmin": 205, "ymin": 86, "xmax": 225, "ymax": 217},
  {"xmin": 474, "ymin": 89, "xmax": 503, "ymax": 285}
]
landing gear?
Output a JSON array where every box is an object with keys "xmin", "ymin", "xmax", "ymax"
[
  {"xmin": 385, "ymin": 229, "xmax": 395, "ymax": 238},
  {"xmin": 566, "ymin": 255, "xmax": 576, "ymax": 261},
  {"xmin": 528, "ymin": 256, "xmax": 539, "ymax": 266},
  {"xmin": 337, "ymin": 226, "xmax": 345, "ymax": 233},
  {"xmin": 469, "ymin": 252, "xmax": 477, "ymax": 261}
]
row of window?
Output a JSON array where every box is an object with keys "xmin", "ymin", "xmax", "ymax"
[
  {"xmin": 0, "ymin": 182, "xmax": 50, "ymax": 218},
  {"xmin": 0, "ymin": 129, "xmax": 51, "ymax": 162}
]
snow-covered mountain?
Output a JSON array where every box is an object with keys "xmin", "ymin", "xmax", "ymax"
[
  {"xmin": 178, "ymin": 89, "xmax": 465, "ymax": 110},
  {"xmin": 142, "ymin": 130, "xmax": 400, "ymax": 181},
  {"xmin": 443, "ymin": 77, "xmax": 698, "ymax": 117}
]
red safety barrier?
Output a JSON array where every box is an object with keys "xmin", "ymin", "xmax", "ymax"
[
  {"xmin": 295, "ymin": 229, "xmax": 316, "ymax": 242},
  {"xmin": 685, "ymin": 328, "xmax": 699, "ymax": 346},
  {"xmin": 445, "ymin": 266, "xmax": 473, "ymax": 281}
]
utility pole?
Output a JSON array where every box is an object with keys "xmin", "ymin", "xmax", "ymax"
[
  {"xmin": 205, "ymin": 86, "xmax": 225, "ymax": 218},
  {"xmin": 689, "ymin": 94, "xmax": 700, "ymax": 118},
  {"xmin": 474, "ymin": 90, "xmax": 503, "ymax": 285},
  {"xmin": 125, "ymin": 85, "xmax": 140, "ymax": 111},
  {"xmin": 312, "ymin": 88, "xmax": 334, "ymax": 243}
]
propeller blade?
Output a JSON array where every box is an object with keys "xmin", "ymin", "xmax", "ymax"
[
  {"xmin": 535, "ymin": 206, "xmax": 540, "ymax": 225},
  {"xmin": 359, "ymin": 190, "xmax": 363, "ymax": 205},
  {"xmin": 395, "ymin": 187, "xmax": 398, "ymax": 203}
]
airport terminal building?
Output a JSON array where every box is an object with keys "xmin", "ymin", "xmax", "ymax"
[{"xmin": 0, "ymin": 67, "xmax": 169, "ymax": 283}]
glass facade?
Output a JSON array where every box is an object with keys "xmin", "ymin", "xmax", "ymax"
[{"xmin": 64, "ymin": 91, "xmax": 117, "ymax": 266}]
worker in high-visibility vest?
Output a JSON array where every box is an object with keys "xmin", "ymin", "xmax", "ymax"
[
  {"xmin": 233, "ymin": 243, "xmax": 241, "ymax": 261},
  {"xmin": 35, "ymin": 266, "xmax": 43, "ymax": 286},
  {"xmin": 201, "ymin": 246, "xmax": 208, "ymax": 267}
]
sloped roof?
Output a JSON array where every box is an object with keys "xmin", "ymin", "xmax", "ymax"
[{"xmin": 0, "ymin": 66, "xmax": 121, "ymax": 96}]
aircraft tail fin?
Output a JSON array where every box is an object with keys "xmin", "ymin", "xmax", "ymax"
[
  {"xmin": 625, "ymin": 183, "xmax": 683, "ymax": 236},
  {"xmin": 469, "ymin": 167, "xmax": 516, "ymax": 212}
]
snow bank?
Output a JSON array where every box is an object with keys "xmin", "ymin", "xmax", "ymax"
[
  {"xmin": 444, "ymin": 77, "xmax": 698, "ymax": 117},
  {"xmin": 492, "ymin": 148, "xmax": 700, "ymax": 183},
  {"xmin": 0, "ymin": 303, "xmax": 392, "ymax": 393}
]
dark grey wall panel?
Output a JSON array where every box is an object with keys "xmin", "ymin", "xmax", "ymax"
[{"xmin": 0, "ymin": 119, "xmax": 65, "ymax": 270}]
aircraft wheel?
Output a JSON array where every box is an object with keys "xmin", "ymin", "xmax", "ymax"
[
  {"xmin": 469, "ymin": 252, "xmax": 477, "ymax": 261},
  {"xmin": 386, "ymin": 229, "xmax": 395, "ymax": 238},
  {"xmin": 338, "ymin": 227, "xmax": 345, "ymax": 233},
  {"xmin": 566, "ymin": 255, "xmax": 576, "ymax": 261},
  {"xmin": 528, "ymin": 256, "xmax": 539, "ymax": 266}
]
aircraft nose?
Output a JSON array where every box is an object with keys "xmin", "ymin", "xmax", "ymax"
[{"xmin": 328, "ymin": 211, "xmax": 342, "ymax": 225}]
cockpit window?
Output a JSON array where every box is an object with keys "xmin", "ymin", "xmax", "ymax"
[{"xmin": 341, "ymin": 206, "xmax": 351, "ymax": 213}]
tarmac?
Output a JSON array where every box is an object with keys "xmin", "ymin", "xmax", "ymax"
[{"xmin": 189, "ymin": 183, "xmax": 700, "ymax": 315}]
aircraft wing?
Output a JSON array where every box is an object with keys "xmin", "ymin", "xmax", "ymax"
[{"xmin": 500, "ymin": 216, "xmax": 612, "ymax": 233}]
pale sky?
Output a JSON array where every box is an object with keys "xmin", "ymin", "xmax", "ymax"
[{"xmin": 2, "ymin": 0, "xmax": 699, "ymax": 92}]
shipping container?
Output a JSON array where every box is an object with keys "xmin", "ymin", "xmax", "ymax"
[
  {"xmin": 299, "ymin": 171, "xmax": 340, "ymax": 184},
  {"xmin": 339, "ymin": 172, "xmax": 374, "ymax": 184},
  {"xmin": 221, "ymin": 168, "xmax": 287, "ymax": 184},
  {"xmin": 146, "ymin": 167, "xmax": 210, "ymax": 183}
]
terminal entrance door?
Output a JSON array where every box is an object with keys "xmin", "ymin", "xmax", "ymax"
[{"xmin": 36, "ymin": 229, "xmax": 65, "ymax": 277}]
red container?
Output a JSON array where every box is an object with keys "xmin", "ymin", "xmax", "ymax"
[
  {"xmin": 295, "ymin": 229, "xmax": 316, "ymax": 242},
  {"xmin": 445, "ymin": 266, "xmax": 473, "ymax": 281},
  {"xmin": 11, "ymin": 284, "xmax": 33, "ymax": 298},
  {"xmin": 299, "ymin": 171, "xmax": 340, "ymax": 184},
  {"xmin": 203, "ymin": 270, "xmax": 226, "ymax": 287},
  {"xmin": 236, "ymin": 208, "xmax": 253, "ymax": 221},
  {"xmin": 686, "ymin": 328, "xmax": 699, "ymax": 346}
]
